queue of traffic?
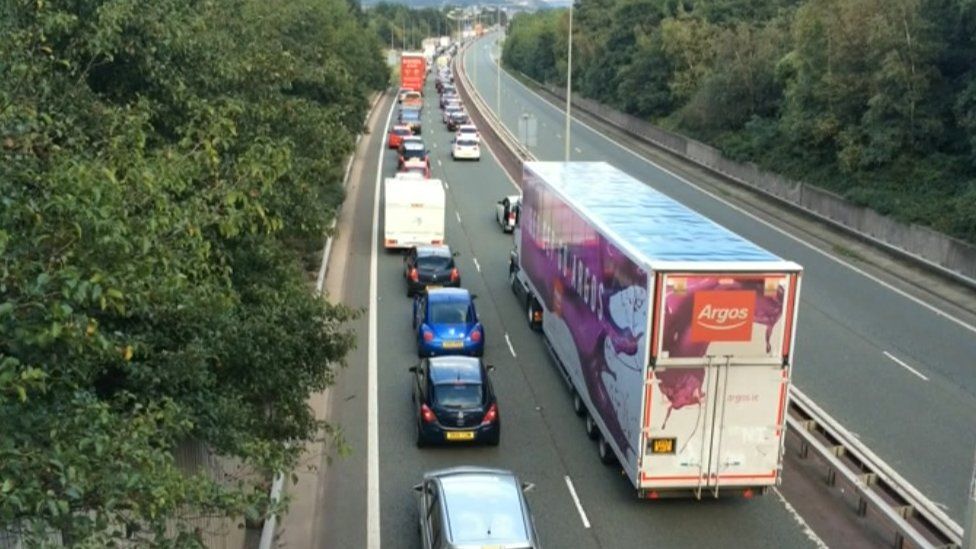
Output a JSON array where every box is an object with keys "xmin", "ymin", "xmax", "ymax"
[{"xmin": 387, "ymin": 45, "xmax": 545, "ymax": 549}]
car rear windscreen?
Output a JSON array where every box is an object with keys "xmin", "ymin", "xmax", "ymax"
[
  {"xmin": 433, "ymin": 383, "xmax": 482, "ymax": 408},
  {"xmin": 429, "ymin": 301, "xmax": 470, "ymax": 324}
]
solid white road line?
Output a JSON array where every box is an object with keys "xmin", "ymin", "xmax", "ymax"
[
  {"xmin": 455, "ymin": 211, "xmax": 462, "ymax": 224},
  {"xmin": 492, "ymin": 54, "xmax": 976, "ymax": 336},
  {"xmin": 772, "ymin": 488, "xmax": 828, "ymax": 548},
  {"xmin": 472, "ymin": 257, "xmax": 481, "ymax": 272},
  {"xmin": 367, "ymin": 98, "xmax": 397, "ymax": 549},
  {"xmin": 504, "ymin": 333, "xmax": 517, "ymax": 358},
  {"xmin": 883, "ymin": 351, "xmax": 930, "ymax": 381},
  {"xmin": 563, "ymin": 476, "xmax": 591, "ymax": 529}
]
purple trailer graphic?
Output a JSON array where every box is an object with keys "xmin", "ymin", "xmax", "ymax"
[{"xmin": 517, "ymin": 162, "xmax": 801, "ymax": 496}]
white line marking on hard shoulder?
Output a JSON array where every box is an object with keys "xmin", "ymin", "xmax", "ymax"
[
  {"xmin": 437, "ymin": 159, "xmax": 443, "ymax": 167},
  {"xmin": 367, "ymin": 97, "xmax": 396, "ymax": 549},
  {"xmin": 472, "ymin": 257, "xmax": 481, "ymax": 272},
  {"xmin": 504, "ymin": 333, "xmax": 517, "ymax": 358},
  {"xmin": 773, "ymin": 488, "xmax": 828, "ymax": 548},
  {"xmin": 455, "ymin": 211, "xmax": 462, "ymax": 223},
  {"xmin": 564, "ymin": 476, "xmax": 591, "ymax": 529},
  {"xmin": 496, "ymin": 62, "xmax": 976, "ymax": 336},
  {"xmin": 883, "ymin": 351, "xmax": 929, "ymax": 381}
]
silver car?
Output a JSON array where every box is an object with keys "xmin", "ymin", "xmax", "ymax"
[{"xmin": 415, "ymin": 467, "xmax": 541, "ymax": 549}]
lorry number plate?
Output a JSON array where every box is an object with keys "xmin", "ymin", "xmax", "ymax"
[{"xmin": 650, "ymin": 437, "xmax": 676, "ymax": 454}]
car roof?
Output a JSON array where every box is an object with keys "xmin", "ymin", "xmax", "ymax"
[
  {"xmin": 428, "ymin": 356, "xmax": 483, "ymax": 384},
  {"xmin": 426, "ymin": 287, "xmax": 471, "ymax": 302},
  {"xmin": 432, "ymin": 469, "xmax": 531, "ymax": 545}
]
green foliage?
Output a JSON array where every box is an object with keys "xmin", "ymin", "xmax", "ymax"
[
  {"xmin": 502, "ymin": 0, "xmax": 976, "ymax": 244},
  {"xmin": 367, "ymin": 3, "xmax": 453, "ymax": 50},
  {"xmin": 1, "ymin": 0, "xmax": 384, "ymax": 543}
]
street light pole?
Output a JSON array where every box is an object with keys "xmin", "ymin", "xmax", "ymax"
[
  {"xmin": 965, "ymin": 443, "xmax": 976, "ymax": 549},
  {"xmin": 563, "ymin": 4, "xmax": 573, "ymax": 162}
]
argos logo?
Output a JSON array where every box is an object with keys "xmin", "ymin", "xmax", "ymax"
[{"xmin": 691, "ymin": 290, "xmax": 755, "ymax": 342}]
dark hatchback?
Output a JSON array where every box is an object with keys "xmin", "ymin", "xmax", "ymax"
[
  {"xmin": 446, "ymin": 111, "xmax": 469, "ymax": 131},
  {"xmin": 403, "ymin": 245, "xmax": 459, "ymax": 297},
  {"xmin": 410, "ymin": 356, "xmax": 500, "ymax": 446}
]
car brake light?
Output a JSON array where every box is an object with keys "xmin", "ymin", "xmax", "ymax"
[
  {"xmin": 450, "ymin": 268, "xmax": 459, "ymax": 282},
  {"xmin": 421, "ymin": 404, "xmax": 436, "ymax": 423},
  {"xmin": 508, "ymin": 212, "xmax": 516, "ymax": 222},
  {"xmin": 422, "ymin": 329, "xmax": 434, "ymax": 342},
  {"xmin": 410, "ymin": 268, "xmax": 419, "ymax": 282},
  {"xmin": 481, "ymin": 403, "xmax": 497, "ymax": 424},
  {"xmin": 469, "ymin": 328, "xmax": 481, "ymax": 342}
]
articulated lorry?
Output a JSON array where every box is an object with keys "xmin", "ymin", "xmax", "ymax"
[
  {"xmin": 508, "ymin": 162, "xmax": 802, "ymax": 499},
  {"xmin": 384, "ymin": 177, "xmax": 445, "ymax": 249},
  {"xmin": 400, "ymin": 52, "xmax": 426, "ymax": 92}
]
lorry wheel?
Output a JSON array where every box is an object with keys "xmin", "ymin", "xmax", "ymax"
[
  {"xmin": 585, "ymin": 413, "xmax": 599, "ymax": 440},
  {"xmin": 598, "ymin": 436, "xmax": 617, "ymax": 465},
  {"xmin": 526, "ymin": 298, "xmax": 542, "ymax": 331},
  {"xmin": 572, "ymin": 392, "xmax": 585, "ymax": 417}
]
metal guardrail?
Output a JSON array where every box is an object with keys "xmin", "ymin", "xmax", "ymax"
[{"xmin": 455, "ymin": 35, "xmax": 965, "ymax": 549}]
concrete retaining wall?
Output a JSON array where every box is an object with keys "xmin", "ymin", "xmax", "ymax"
[{"xmin": 539, "ymin": 82, "xmax": 976, "ymax": 283}]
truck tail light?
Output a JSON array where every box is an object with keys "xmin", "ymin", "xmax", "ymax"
[
  {"xmin": 481, "ymin": 403, "xmax": 497, "ymax": 424},
  {"xmin": 450, "ymin": 268, "xmax": 459, "ymax": 282},
  {"xmin": 409, "ymin": 268, "xmax": 419, "ymax": 282},
  {"xmin": 421, "ymin": 404, "xmax": 436, "ymax": 423}
]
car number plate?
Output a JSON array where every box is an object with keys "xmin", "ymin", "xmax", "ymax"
[
  {"xmin": 426, "ymin": 284, "xmax": 442, "ymax": 290},
  {"xmin": 445, "ymin": 431, "xmax": 475, "ymax": 441},
  {"xmin": 442, "ymin": 341, "xmax": 463, "ymax": 349}
]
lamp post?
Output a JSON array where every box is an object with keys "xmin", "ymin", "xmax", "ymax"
[
  {"xmin": 965, "ymin": 443, "xmax": 975, "ymax": 549},
  {"xmin": 563, "ymin": 3, "xmax": 573, "ymax": 162},
  {"xmin": 496, "ymin": 8, "xmax": 501, "ymax": 119}
]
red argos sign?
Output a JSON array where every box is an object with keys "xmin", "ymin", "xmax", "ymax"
[{"xmin": 690, "ymin": 290, "xmax": 756, "ymax": 342}]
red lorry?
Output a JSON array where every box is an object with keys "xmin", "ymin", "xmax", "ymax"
[{"xmin": 400, "ymin": 52, "xmax": 426, "ymax": 93}]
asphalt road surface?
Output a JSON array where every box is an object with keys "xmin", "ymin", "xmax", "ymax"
[
  {"xmin": 461, "ymin": 36, "xmax": 976, "ymax": 520},
  {"xmin": 299, "ymin": 70, "xmax": 830, "ymax": 548}
]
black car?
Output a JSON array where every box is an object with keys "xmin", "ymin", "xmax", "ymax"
[
  {"xmin": 404, "ymin": 245, "xmax": 460, "ymax": 296},
  {"xmin": 409, "ymin": 356, "xmax": 499, "ymax": 446},
  {"xmin": 446, "ymin": 111, "xmax": 469, "ymax": 131}
]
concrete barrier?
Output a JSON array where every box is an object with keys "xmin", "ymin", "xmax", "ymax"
[{"xmin": 535, "ymin": 81, "xmax": 976, "ymax": 285}]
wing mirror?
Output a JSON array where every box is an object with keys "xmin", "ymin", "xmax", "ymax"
[
  {"xmin": 409, "ymin": 366, "xmax": 418, "ymax": 373},
  {"xmin": 521, "ymin": 482, "xmax": 536, "ymax": 493},
  {"xmin": 413, "ymin": 483, "xmax": 423, "ymax": 493},
  {"xmin": 486, "ymin": 364, "xmax": 496, "ymax": 372}
]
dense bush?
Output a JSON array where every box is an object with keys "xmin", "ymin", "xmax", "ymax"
[
  {"xmin": 503, "ymin": 0, "xmax": 976, "ymax": 244},
  {"xmin": 0, "ymin": 0, "xmax": 386, "ymax": 544}
]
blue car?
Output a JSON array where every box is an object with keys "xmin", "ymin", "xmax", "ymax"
[{"xmin": 412, "ymin": 288, "xmax": 484, "ymax": 358}]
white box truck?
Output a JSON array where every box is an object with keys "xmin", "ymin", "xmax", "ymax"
[
  {"xmin": 384, "ymin": 177, "xmax": 445, "ymax": 249},
  {"xmin": 508, "ymin": 162, "xmax": 802, "ymax": 499}
]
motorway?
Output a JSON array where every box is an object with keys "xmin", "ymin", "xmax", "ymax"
[
  {"xmin": 462, "ymin": 35, "xmax": 976, "ymax": 520},
  {"xmin": 287, "ymin": 63, "xmax": 832, "ymax": 548}
]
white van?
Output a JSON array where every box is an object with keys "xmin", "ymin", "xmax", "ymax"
[{"xmin": 384, "ymin": 178, "xmax": 445, "ymax": 249}]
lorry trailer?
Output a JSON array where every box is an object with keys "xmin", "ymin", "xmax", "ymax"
[{"xmin": 508, "ymin": 162, "xmax": 802, "ymax": 499}]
